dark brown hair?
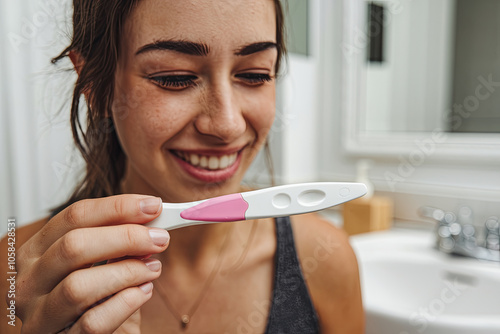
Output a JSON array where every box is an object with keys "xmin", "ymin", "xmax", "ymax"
[{"xmin": 52, "ymin": 0, "xmax": 287, "ymax": 212}]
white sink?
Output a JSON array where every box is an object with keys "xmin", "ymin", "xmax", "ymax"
[{"xmin": 350, "ymin": 228, "xmax": 500, "ymax": 334}]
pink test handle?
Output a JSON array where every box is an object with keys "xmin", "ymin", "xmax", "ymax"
[{"xmin": 180, "ymin": 193, "xmax": 249, "ymax": 222}]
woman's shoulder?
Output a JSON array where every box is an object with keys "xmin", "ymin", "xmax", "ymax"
[
  {"xmin": 291, "ymin": 212, "xmax": 358, "ymax": 282},
  {"xmin": 291, "ymin": 213, "xmax": 364, "ymax": 332}
]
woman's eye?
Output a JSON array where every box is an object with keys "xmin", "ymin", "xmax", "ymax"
[
  {"xmin": 149, "ymin": 75, "xmax": 197, "ymax": 89},
  {"xmin": 236, "ymin": 73, "xmax": 273, "ymax": 85}
]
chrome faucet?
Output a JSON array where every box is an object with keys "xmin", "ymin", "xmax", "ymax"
[{"xmin": 419, "ymin": 206, "xmax": 500, "ymax": 262}]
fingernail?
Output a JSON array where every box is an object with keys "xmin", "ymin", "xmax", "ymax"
[
  {"xmin": 139, "ymin": 282, "xmax": 153, "ymax": 294},
  {"xmin": 143, "ymin": 258, "xmax": 161, "ymax": 272},
  {"xmin": 149, "ymin": 228, "xmax": 170, "ymax": 246},
  {"xmin": 140, "ymin": 197, "xmax": 162, "ymax": 215}
]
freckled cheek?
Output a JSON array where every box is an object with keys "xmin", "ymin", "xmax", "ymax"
[
  {"xmin": 112, "ymin": 91, "xmax": 195, "ymax": 152},
  {"xmin": 248, "ymin": 92, "xmax": 276, "ymax": 142}
]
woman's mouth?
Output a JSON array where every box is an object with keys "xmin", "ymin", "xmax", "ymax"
[{"xmin": 171, "ymin": 149, "xmax": 242, "ymax": 183}]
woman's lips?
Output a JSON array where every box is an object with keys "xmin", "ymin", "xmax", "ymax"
[{"xmin": 171, "ymin": 149, "xmax": 242, "ymax": 183}]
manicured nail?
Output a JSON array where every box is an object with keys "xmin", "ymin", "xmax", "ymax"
[
  {"xmin": 143, "ymin": 258, "xmax": 161, "ymax": 272},
  {"xmin": 140, "ymin": 197, "xmax": 162, "ymax": 215},
  {"xmin": 139, "ymin": 282, "xmax": 153, "ymax": 294},
  {"xmin": 149, "ymin": 228, "xmax": 170, "ymax": 246}
]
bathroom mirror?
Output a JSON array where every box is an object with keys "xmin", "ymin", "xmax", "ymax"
[{"xmin": 342, "ymin": 0, "xmax": 500, "ymax": 159}]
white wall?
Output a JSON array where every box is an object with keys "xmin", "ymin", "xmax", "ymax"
[{"xmin": 1, "ymin": 0, "xmax": 80, "ymax": 235}]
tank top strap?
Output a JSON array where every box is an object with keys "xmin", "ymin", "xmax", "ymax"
[{"xmin": 264, "ymin": 216, "xmax": 320, "ymax": 333}]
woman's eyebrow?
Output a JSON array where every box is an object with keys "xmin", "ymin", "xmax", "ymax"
[
  {"xmin": 234, "ymin": 41, "xmax": 277, "ymax": 56},
  {"xmin": 135, "ymin": 40, "xmax": 277, "ymax": 57},
  {"xmin": 135, "ymin": 40, "xmax": 210, "ymax": 56}
]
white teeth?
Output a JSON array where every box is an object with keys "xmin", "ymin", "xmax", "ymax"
[
  {"xmin": 190, "ymin": 153, "xmax": 199, "ymax": 166},
  {"xmin": 178, "ymin": 151, "xmax": 238, "ymax": 170},
  {"xmin": 208, "ymin": 156, "xmax": 219, "ymax": 170},
  {"xmin": 228, "ymin": 154, "xmax": 236, "ymax": 165},
  {"xmin": 219, "ymin": 155, "xmax": 229, "ymax": 169},
  {"xmin": 199, "ymin": 156, "xmax": 208, "ymax": 168}
]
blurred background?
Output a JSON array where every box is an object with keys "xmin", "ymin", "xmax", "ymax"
[
  {"xmin": 1, "ymin": 0, "xmax": 499, "ymax": 236},
  {"xmin": 1, "ymin": 0, "xmax": 81, "ymax": 232}
]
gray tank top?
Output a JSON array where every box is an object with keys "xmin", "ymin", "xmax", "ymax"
[{"xmin": 264, "ymin": 217, "xmax": 320, "ymax": 333}]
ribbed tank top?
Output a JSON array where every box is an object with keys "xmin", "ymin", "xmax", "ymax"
[{"xmin": 264, "ymin": 216, "xmax": 320, "ymax": 333}]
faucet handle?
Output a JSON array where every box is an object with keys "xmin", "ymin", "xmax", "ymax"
[
  {"xmin": 461, "ymin": 224, "xmax": 475, "ymax": 238},
  {"xmin": 443, "ymin": 212, "xmax": 456, "ymax": 225},
  {"xmin": 485, "ymin": 216, "xmax": 499, "ymax": 234},
  {"xmin": 458, "ymin": 206, "xmax": 473, "ymax": 225},
  {"xmin": 485, "ymin": 216, "xmax": 499, "ymax": 250},
  {"xmin": 418, "ymin": 206, "xmax": 445, "ymax": 222}
]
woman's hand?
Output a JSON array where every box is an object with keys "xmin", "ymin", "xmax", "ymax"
[{"xmin": 14, "ymin": 195, "xmax": 169, "ymax": 334}]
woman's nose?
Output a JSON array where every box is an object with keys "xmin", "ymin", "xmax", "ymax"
[{"xmin": 194, "ymin": 83, "xmax": 247, "ymax": 142}]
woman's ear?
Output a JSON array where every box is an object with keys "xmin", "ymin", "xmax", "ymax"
[
  {"xmin": 68, "ymin": 50, "xmax": 93, "ymax": 105},
  {"xmin": 69, "ymin": 50, "xmax": 84, "ymax": 75}
]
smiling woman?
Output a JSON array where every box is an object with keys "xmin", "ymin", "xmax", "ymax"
[
  {"xmin": 0, "ymin": 1, "xmax": 364, "ymax": 333},
  {"xmin": 109, "ymin": 0, "xmax": 279, "ymax": 199}
]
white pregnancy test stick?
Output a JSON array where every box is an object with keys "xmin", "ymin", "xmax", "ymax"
[{"xmin": 147, "ymin": 182, "xmax": 367, "ymax": 230}]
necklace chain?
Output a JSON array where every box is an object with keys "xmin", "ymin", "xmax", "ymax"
[
  {"xmin": 154, "ymin": 223, "xmax": 235, "ymax": 330},
  {"xmin": 220, "ymin": 219, "xmax": 258, "ymax": 274}
]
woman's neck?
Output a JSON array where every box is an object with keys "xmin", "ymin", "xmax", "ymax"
[{"xmin": 157, "ymin": 222, "xmax": 235, "ymax": 269}]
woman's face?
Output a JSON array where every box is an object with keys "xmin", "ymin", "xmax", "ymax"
[{"xmin": 113, "ymin": 0, "xmax": 277, "ymax": 202}]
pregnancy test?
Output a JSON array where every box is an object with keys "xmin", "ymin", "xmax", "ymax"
[{"xmin": 147, "ymin": 182, "xmax": 367, "ymax": 230}]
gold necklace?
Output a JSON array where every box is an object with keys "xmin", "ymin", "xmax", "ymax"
[{"xmin": 154, "ymin": 224, "xmax": 235, "ymax": 330}]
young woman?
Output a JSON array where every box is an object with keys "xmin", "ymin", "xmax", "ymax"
[{"xmin": 0, "ymin": 0, "xmax": 364, "ymax": 333}]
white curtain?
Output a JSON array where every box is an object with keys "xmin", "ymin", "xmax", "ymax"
[{"xmin": 0, "ymin": 0, "xmax": 80, "ymax": 235}]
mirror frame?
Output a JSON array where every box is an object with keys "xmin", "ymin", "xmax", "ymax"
[{"xmin": 341, "ymin": 0, "xmax": 500, "ymax": 161}]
